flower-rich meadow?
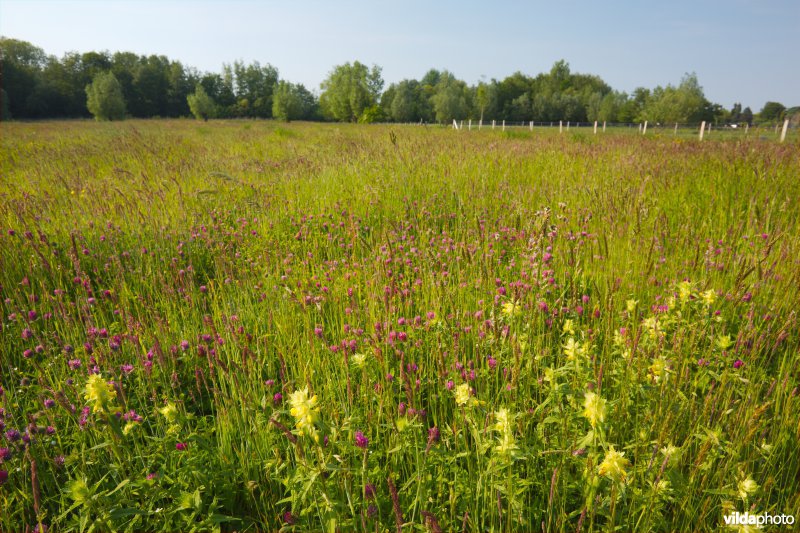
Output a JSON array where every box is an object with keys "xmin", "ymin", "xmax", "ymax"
[{"xmin": 1, "ymin": 120, "xmax": 798, "ymax": 531}]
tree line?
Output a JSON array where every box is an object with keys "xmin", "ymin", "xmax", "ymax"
[{"xmin": 1, "ymin": 37, "xmax": 795, "ymax": 125}]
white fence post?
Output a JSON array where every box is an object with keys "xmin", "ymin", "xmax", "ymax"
[
  {"xmin": 468, "ymin": 119, "xmax": 472, "ymax": 131},
  {"xmin": 529, "ymin": 121, "xmax": 533, "ymax": 131},
  {"xmin": 502, "ymin": 120, "xmax": 505, "ymax": 131},
  {"xmin": 602, "ymin": 121, "xmax": 606, "ymax": 132},
  {"xmin": 699, "ymin": 121, "xmax": 706, "ymax": 141},
  {"xmin": 674, "ymin": 123, "xmax": 678, "ymax": 135},
  {"xmin": 745, "ymin": 123, "xmax": 749, "ymax": 135},
  {"xmin": 780, "ymin": 119, "xmax": 789, "ymax": 142},
  {"xmin": 492, "ymin": 120, "xmax": 496, "ymax": 130},
  {"xmin": 567, "ymin": 121, "xmax": 570, "ymax": 131},
  {"xmin": 593, "ymin": 121, "xmax": 597, "ymax": 134},
  {"xmin": 452, "ymin": 119, "xmax": 458, "ymax": 130},
  {"xmin": 643, "ymin": 121, "xmax": 648, "ymax": 135},
  {"xmin": 479, "ymin": 119, "xmax": 483, "ymax": 130}
]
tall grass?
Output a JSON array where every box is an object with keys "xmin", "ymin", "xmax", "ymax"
[{"xmin": 1, "ymin": 120, "xmax": 798, "ymax": 531}]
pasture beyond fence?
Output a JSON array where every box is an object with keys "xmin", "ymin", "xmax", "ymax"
[{"xmin": 444, "ymin": 118, "xmax": 795, "ymax": 142}]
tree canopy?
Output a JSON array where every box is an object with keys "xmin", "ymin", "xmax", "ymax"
[
  {"xmin": 319, "ymin": 61, "xmax": 383, "ymax": 122},
  {"xmin": 85, "ymin": 71, "xmax": 126, "ymax": 121},
  {"xmin": 0, "ymin": 36, "xmax": 793, "ymax": 125}
]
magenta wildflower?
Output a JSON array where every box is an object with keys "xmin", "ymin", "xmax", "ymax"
[
  {"xmin": 273, "ymin": 392, "xmax": 283, "ymax": 406},
  {"xmin": 4, "ymin": 429, "xmax": 21, "ymax": 442},
  {"xmin": 0, "ymin": 470, "xmax": 8, "ymax": 484},
  {"xmin": 175, "ymin": 442, "xmax": 187, "ymax": 451},
  {"xmin": 283, "ymin": 511, "xmax": 296, "ymax": 525},
  {"xmin": 354, "ymin": 430, "xmax": 369, "ymax": 449},
  {"xmin": 22, "ymin": 328, "xmax": 33, "ymax": 339},
  {"xmin": 364, "ymin": 483, "xmax": 377, "ymax": 500},
  {"xmin": 427, "ymin": 426, "xmax": 441, "ymax": 453},
  {"xmin": 0, "ymin": 447, "xmax": 11, "ymax": 461},
  {"xmin": 121, "ymin": 364, "xmax": 134, "ymax": 375},
  {"xmin": 44, "ymin": 399, "xmax": 55, "ymax": 409},
  {"xmin": 733, "ymin": 359, "xmax": 744, "ymax": 369}
]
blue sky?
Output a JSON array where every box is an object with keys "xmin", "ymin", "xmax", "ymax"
[{"xmin": 1, "ymin": 0, "xmax": 798, "ymax": 111}]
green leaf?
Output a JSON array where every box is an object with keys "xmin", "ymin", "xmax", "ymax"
[{"xmin": 107, "ymin": 479, "xmax": 130, "ymax": 496}]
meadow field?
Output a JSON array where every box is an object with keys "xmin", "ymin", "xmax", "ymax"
[{"xmin": 1, "ymin": 120, "xmax": 799, "ymax": 532}]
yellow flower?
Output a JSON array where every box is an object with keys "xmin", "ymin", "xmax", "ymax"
[
  {"xmin": 626, "ymin": 299, "xmax": 638, "ymax": 313},
  {"xmin": 493, "ymin": 408, "xmax": 517, "ymax": 457},
  {"xmin": 562, "ymin": 319, "xmax": 575, "ymax": 336},
  {"xmin": 158, "ymin": 402, "xmax": 179, "ymax": 423},
  {"xmin": 660, "ymin": 443, "xmax": 680, "ymax": 466},
  {"xmin": 717, "ymin": 334, "xmax": 734, "ymax": 351},
  {"xmin": 737, "ymin": 476, "xmax": 758, "ymax": 500},
  {"xmin": 654, "ymin": 479, "xmax": 671, "ymax": 496},
  {"xmin": 598, "ymin": 446, "xmax": 629, "ymax": 482},
  {"xmin": 501, "ymin": 300, "xmax": 520, "ymax": 317},
  {"xmin": 642, "ymin": 316, "xmax": 660, "ymax": 338},
  {"xmin": 583, "ymin": 391, "xmax": 606, "ymax": 428},
  {"xmin": 563, "ymin": 337, "xmax": 579, "ymax": 360},
  {"xmin": 517, "ymin": 334, "xmax": 528, "ymax": 353},
  {"xmin": 84, "ymin": 374, "xmax": 116, "ymax": 412},
  {"xmin": 455, "ymin": 383, "xmax": 472, "ymax": 407},
  {"xmin": 494, "ymin": 408, "xmax": 511, "ymax": 433},
  {"xmin": 678, "ymin": 281, "xmax": 692, "ymax": 303},
  {"xmin": 613, "ymin": 330, "xmax": 626, "ymax": 348},
  {"xmin": 701, "ymin": 289, "xmax": 716, "ymax": 307},
  {"xmin": 351, "ymin": 352, "xmax": 367, "ymax": 368},
  {"xmin": 649, "ymin": 358, "xmax": 667, "ymax": 383},
  {"xmin": 68, "ymin": 479, "xmax": 90, "ymax": 503},
  {"xmin": 289, "ymin": 387, "xmax": 320, "ymax": 440}
]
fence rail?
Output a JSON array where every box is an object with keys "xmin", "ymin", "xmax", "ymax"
[{"xmin": 429, "ymin": 118, "xmax": 796, "ymax": 142}]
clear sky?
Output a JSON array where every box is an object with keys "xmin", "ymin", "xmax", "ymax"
[{"xmin": 1, "ymin": 0, "xmax": 798, "ymax": 111}]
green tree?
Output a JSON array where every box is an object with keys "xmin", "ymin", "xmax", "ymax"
[
  {"xmin": 1, "ymin": 88, "xmax": 9, "ymax": 120},
  {"xmin": 431, "ymin": 71, "xmax": 469, "ymax": 123},
  {"xmin": 85, "ymin": 71, "xmax": 126, "ymax": 120},
  {"xmin": 759, "ymin": 101, "xmax": 786, "ymax": 123},
  {"xmin": 320, "ymin": 61, "xmax": 383, "ymax": 122},
  {"xmin": 475, "ymin": 80, "xmax": 498, "ymax": 122},
  {"xmin": 0, "ymin": 37, "xmax": 48, "ymax": 118},
  {"xmin": 640, "ymin": 73, "xmax": 709, "ymax": 124},
  {"xmin": 389, "ymin": 79, "xmax": 425, "ymax": 122},
  {"xmin": 272, "ymin": 81, "xmax": 302, "ymax": 121},
  {"xmin": 187, "ymin": 84, "xmax": 216, "ymax": 121},
  {"xmin": 741, "ymin": 106, "xmax": 754, "ymax": 126}
]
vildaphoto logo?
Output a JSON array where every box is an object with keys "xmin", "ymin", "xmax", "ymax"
[{"xmin": 723, "ymin": 511, "xmax": 795, "ymax": 528}]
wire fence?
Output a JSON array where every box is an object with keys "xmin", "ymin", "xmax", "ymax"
[
  {"xmin": 389, "ymin": 118, "xmax": 797, "ymax": 142},
  {"xmin": 440, "ymin": 119, "xmax": 800, "ymax": 142}
]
